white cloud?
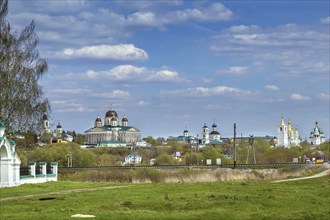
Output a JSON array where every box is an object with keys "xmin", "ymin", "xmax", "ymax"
[
  {"xmin": 58, "ymin": 44, "xmax": 148, "ymax": 61},
  {"xmin": 52, "ymin": 100, "xmax": 93, "ymax": 112},
  {"xmin": 202, "ymin": 77, "xmax": 213, "ymax": 83},
  {"xmin": 127, "ymin": 11, "xmax": 158, "ymax": 26},
  {"xmin": 290, "ymin": 93, "xmax": 310, "ymax": 101},
  {"xmin": 126, "ymin": 2, "xmax": 233, "ymax": 27},
  {"xmin": 205, "ymin": 104, "xmax": 231, "ymax": 110},
  {"xmin": 107, "ymin": 65, "xmax": 147, "ymax": 80},
  {"xmin": 264, "ymin": 85, "xmax": 280, "ymax": 91},
  {"xmin": 320, "ymin": 16, "xmax": 330, "ymax": 24},
  {"xmin": 218, "ymin": 66, "xmax": 249, "ymax": 75},
  {"xmin": 148, "ymin": 70, "xmax": 180, "ymax": 81},
  {"xmin": 233, "ymin": 34, "xmax": 259, "ymax": 42},
  {"xmin": 137, "ymin": 100, "xmax": 149, "ymax": 107},
  {"xmin": 51, "ymin": 88, "xmax": 91, "ymax": 94},
  {"xmin": 84, "ymin": 65, "xmax": 184, "ymax": 83},
  {"xmin": 160, "ymin": 86, "xmax": 251, "ymax": 97},
  {"xmin": 170, "ymin": 3, "xmax": 233, "ymax": 22},
  {"xmin": 91, "ymin": 90, "xmax": 131, "ymax": 99},
  {"xmin": 318, "ymin": 93, "xmax": 330, "ymax": 100},
  {"xmin": 210, "ymin": 22, "xmax": 330, "ymax": 79},
  {"xmin": 228, "ymin": 25, "xmax": 259, "ymax": 33}
]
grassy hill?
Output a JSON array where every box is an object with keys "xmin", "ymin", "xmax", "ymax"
[{"xmin": 1, "ymin": 174, "xmax": 329, "ymax": 219}]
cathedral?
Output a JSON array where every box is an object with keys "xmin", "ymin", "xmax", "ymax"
[
  {"xmin": 309, "ymin": 122, "xmax": 326, "ymax": 146},
  {"xmin": 276, "ymin": 117, "xmax": 300, "ymax": 148},
  {"xmin": 84, "ymin": 107, "xmax": 140, "ymax": 146},
  {"xmin": 201, "ymin": 122, "xmax": 222, "ymax": 144}
]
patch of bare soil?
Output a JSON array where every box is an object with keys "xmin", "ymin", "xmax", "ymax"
[{"xmin": 0, "ymin": 185, "xmax": 130, "ymax": 201}]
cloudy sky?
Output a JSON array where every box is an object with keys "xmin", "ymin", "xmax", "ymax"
[{"xmin": 7, "ymin": 0, "xmax": 330, "ymax": 139}]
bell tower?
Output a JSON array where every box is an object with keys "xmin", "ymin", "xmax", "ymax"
[{"xmin": 276, "ymin": 116, "xmax": 288, "ymax": 147}]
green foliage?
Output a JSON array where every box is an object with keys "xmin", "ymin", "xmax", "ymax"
[
  {"xmin": 23, "ymin": 143, "xmax": 97, "ymax": 167},
  {"xmin": 184, "ymin": 152, "xmax": 203, "ymax": 165},
  {"xmin": 0, "ymin": 0, "xmax": 50, "ymax": 132},
  {"xmin": 13, "ymin": 131, "xmax": 38, "ymax": 149},
  {"xmin": 154, "ymin": 153, "xmax": 178, "ymax": 165},
  {"xmin": 145, "ymin": 136, "xmax": 158, "ymax": 145},
  {"xmin": 15, "ymin": 136, "xmax": 329, "ymax": 168},
  {"xmin": 317, "ymin": 141, "xmax": 330, "ymax": 159},
  {"xmin": 39, "ymin": 132, "xmax": 53, "ymax": 144},
  {"xmin": 202, "ymin": 146, "xmax": 221, "ymax": 164},
  {"xmin": 73, "ymin": 133, "xmax": 85, "ymax": 145}
]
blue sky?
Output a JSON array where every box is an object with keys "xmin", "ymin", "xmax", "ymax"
[{"xmin": 7, "ymin": 0, "xmax": 330, "ymax": 139}]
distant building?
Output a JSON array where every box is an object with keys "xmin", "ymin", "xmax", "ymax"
[
  {"xmin": 41, "ymin": 115, "xmax": 72, "ymax": 143},
  {"xmin": 209, "ymin": 123, "xmax": 222, "ymax": 144},
  {"xmin": 173, "ymin": 152, "xmax": 182, "ymax": 161},
  {"xmin": 276, "ymin": 117, "xmax": 300, "ymax": 148},
  {"xmin": 201, "ymin": 123, "xmax": 210, "ymax": 144},
  {"xmin": 202, "ymin": 122, "xmax": 223, "ymax": 145},
  {"xmin": 84, "ymin": 107, "xmax": 140, "ymax": 146},
  {"xmin": 42, "ymin": 114, "xmax": 50, "ymax": 133},
  {"xmin": 173, "ymin": 127, "xmax": 198, "ymax": 144},
  {"xmin": 135, "ymin": 140, "xmax": 151, "ymax": 148},
  {"xmin": 173, "ymin": 122, "xmax": 222, "ymax": 147},
  {"xmin": 309, "ymin": 122, "xmax": 326, "ymax": 146},
  {"xmin": 124, "ymin": 154, "xmax": 142, "ymax": 165}
]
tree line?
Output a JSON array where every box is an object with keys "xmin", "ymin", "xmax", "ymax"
[{"xmin": 17, "ymin": 138, "xmax": 329, "ymax": 167}]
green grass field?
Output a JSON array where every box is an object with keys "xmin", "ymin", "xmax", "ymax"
[{"xmin": 1, "ymin": 176, "xmax": 329, "ymax": 220}]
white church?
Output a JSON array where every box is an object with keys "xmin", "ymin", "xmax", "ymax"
[
  {"xmin": 309, "ymin": 122, "xmax": 326, "ymax": 146},
  {"xmin": 276, "ymin": 117, "xmax": 300, "ymax": 148}
]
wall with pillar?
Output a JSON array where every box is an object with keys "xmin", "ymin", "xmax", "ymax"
[{"xmin": 1, "ymin": 121, "xmax": 58, "ymax": 188}]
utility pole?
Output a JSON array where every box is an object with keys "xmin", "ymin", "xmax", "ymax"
[
  {"xmin": 247, "ymin": 135, "xmax": 254, "ymax": 164},
  {"xmin": 233, "ymin": 123, "xmax": 237, "ymax": 169},
  {"xmin": 252, "ymin": 137, "xmax": 256, "ymax": 164}
]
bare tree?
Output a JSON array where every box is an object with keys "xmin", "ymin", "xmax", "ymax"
[{"xmin": 0, "ymin": 0, "xmax": 50, "ymax": 133}]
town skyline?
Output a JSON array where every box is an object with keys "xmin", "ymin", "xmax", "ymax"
[{"xmin": 7, "ymin": 1, "xmax": 330, "ymax": 139}]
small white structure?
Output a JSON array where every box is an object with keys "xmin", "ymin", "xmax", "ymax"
[
  {"xmin": 309, "ymin": 122, "xmax": 326, "ymax": 146},
  {"xmin": 0, "ymin": 121, "xmax": 21, "ymax": 187},
  {"xmin": 173, "ymin": 152, "xmax": 182, "ymax": 161},
  {"xmin": 1, "ymin": 121, "xmax": 58, "ymax": 188},
  {"xmin": 124, "ymin": 154, "xmax": 142, "ymax": 165},
  {"xmin": 136, "ymin": 141, "xmax": 151, "ymax": 148}
]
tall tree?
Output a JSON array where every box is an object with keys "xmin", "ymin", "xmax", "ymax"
[{"xmin": 0, "ymin": 0, "xmax": 50, "ymax": 133}]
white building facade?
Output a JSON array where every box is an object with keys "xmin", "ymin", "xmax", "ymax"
[
  {"xmin": 309, "ymin": 122, "xmax": 326, "ymax": 146},
  {"xmin": 201, "ymin": 122, "xmax": 222, "ymax": 145},
  {"xmin": 84, "ymin": 107, "xmax": 140, "ymax": 146},
  {"xmin": 276, "ymin": 117, "xmax": 300, "ymax": 148},
  {"xmin": 202, "ymin": 123, "xmax": 210, "ymax": 144},
  {"xmin": 209, "ymin": 123, "xmax": 221, "ymax": 142},
  {"xmin": 0, "ymin": 121, "xmax": 21, "ymax": 187},
  {"xmin": 124, "ymin": 154, "xmax": 142, "ymax": 165}
]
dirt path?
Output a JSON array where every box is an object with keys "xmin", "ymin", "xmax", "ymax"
[
  {"xmin": 272, "ymin": 166, "xmax": 330, "ymax": 183},
  {"xmin": 0, "ymin": 185, "xmax": 130, "ymax": 201}
]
